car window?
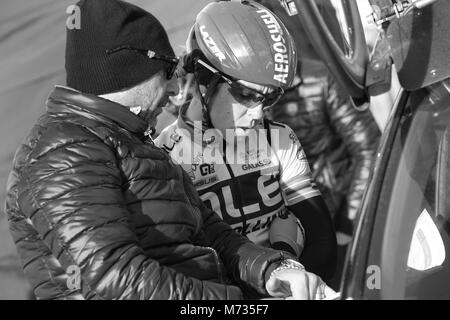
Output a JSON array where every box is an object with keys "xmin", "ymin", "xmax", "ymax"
[{"xmin": 376, "ymin": 79, "xmax": 450, "ymax": 299}]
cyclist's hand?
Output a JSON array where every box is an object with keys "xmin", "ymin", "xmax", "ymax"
[{"xmin": 266, "ymin": 267, "xmax": 336, "ymax": 300}]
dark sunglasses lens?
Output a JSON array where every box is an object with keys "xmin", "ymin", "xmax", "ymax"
[
  {"xmin": 264, "ymin": 89, "xmax": 284, "ymax": 108},
  {"xmin": 194, "ymin": 63, "xmax": 216, "ymax": 85},
  {"xmin": 228, "ymin": 83, "xmax": 265, "ymax": 106}
]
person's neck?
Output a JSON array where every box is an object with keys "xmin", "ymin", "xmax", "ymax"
[
  {"xmin": 184, "ymin": 97, "xmax": 204, "ymax": 123},
  {"xmin": 99, "ymin": 91, "xmax": 135, "ymax": 110}
]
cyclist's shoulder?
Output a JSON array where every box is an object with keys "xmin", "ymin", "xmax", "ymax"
[
  {"xmin": 265, "ymin": 119, "xmax": 292, "ymax": 133},
  {"xmin": 265, "ymin": 119, "xmax": 296, "ymax": 140}
]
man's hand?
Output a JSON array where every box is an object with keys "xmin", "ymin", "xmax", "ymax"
[{"xmin": 266, "ymin": 264, "xmax": 337, "ymax": 300}]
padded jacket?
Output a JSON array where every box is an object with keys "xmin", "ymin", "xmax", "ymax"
[{"xmin": 4, "ymin": 86, "xmax": 289, "ymax": 300}]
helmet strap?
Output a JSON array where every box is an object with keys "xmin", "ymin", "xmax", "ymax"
[{"xmin": 195, "ymin": 71, "xmax": 222, "ymax": 129}]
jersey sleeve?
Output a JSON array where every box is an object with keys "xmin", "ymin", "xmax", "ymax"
[{"xmin": 274, "ymin": 123, "xmax": 322, "ymax": 206}]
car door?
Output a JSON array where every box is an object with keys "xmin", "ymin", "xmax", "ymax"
[{"xmin": 274, "ymin": 0, "xmax": 450, "ymax": 299}]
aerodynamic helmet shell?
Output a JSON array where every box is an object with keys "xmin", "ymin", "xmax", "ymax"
[{"xmin": 186, "ymin": 0, "xmax": 298, "ymax": 90}]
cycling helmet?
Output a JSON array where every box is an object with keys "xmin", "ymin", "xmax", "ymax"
[{"xmin": 185, "ymin": 0, "xmax": 298, "ymax": 111}]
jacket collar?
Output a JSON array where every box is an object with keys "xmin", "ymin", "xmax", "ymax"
[{"xmin": 46, "ymin": 86, "xmax": 148, "ymax": 134}]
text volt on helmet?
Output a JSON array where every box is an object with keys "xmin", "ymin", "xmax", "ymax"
[
  {"xmin": 257, "ymin": 9, "xmax": 290, "ymax": 84},
  {"xmin": 199, "ymin": 25, "xmax": 227, "ymax": 63}
]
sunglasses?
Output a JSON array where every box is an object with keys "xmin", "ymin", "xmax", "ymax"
[
  {"xmin": 195, "ymin": 58, "xmax": 284, "ymax": 110},
  {"xmin": 106, "ymin": 45, "xmax": 179, "ymax": 80}
]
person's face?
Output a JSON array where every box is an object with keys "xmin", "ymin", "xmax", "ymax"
[
  {"xmin": 208, "ymin": 82, "xmax": 264, "ymax": 137},
  {"xmin": 135, "ymin": 70, "xmax": 179, "ymax": 129}
]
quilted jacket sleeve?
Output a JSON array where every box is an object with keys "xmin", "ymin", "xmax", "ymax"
[
  {"xmin": 199, "ymin": 201, "xmax": 293, "ymax": 296},
  {"xmin": 16, "ymin": 123, "xmax": 242, "ymax": 300},
  {"xmin": 325, "ymin": 75, "xmax": 381, "ymax": 222}
]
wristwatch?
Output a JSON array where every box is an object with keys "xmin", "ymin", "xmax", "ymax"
[{"xmin": 272, "ymin": 259, "xmax": 305, "ymax": 275}]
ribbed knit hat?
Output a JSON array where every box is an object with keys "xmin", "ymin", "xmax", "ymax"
[{"xmin": 65, "ymin": 0, "xmax": 175, "ymax": 95}]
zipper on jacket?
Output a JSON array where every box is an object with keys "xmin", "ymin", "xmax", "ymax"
[
  {"xmin": 176, "ymin": 164, "xmax": 227, "ymax": 283},
  {"xmin": 200, "ymin": 245, "xmax": 226, "ymax": 283},
  {"xmin": 178, "ymin": 172, "xmax": 226, "ymax": 282}
]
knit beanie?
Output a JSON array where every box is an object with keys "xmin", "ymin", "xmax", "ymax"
[{"xmin": 65, "ymin": 0, "xmax": 175, "ymax": 95}]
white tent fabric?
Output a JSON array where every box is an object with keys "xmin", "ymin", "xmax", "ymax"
[{"xmin": 0, "ymin": 0, "xmax": 211, "ymax": 299}]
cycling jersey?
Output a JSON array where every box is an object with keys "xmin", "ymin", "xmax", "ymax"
[{"xmin": 155, "ymin": 110, "xmax": 321, "ymax": 247}]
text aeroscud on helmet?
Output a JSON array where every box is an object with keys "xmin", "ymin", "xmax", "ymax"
[{"xmin": 256, "ymin": 8, "xmax": 290, "ymax": 85}]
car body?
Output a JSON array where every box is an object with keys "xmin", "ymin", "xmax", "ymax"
[
  {"xmin": 283, "ymin": 0, "xmax": 450, "ymax": 299},
  {"xmin": 342, "ymin": 80, "xmax": 450, "ymax": 299}
]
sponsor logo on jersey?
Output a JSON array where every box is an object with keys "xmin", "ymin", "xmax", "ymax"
[
  {"xmin": 199, "ymin": 171, "xmax": 283, "ymax": 223},
  {"xmin": 231, "ymin": 207, "xmax": 286, "ymax": 239},
  {"xmin": 162, "ymin": 130, "xmax": 182, "ymax": 152},
  {"xmin": 199, "ymin": 25, "xmax": 226, "ymax": 62},
  {"xmin": 191, "ymin": 153, "xmax": 204, "ymax": 172},
  {"xmin": 241, "ymin": 158, "xmax": 272, "ymax": 171},
  {"xmin": 232, "ymin": 212, "xmax": 278, "ymax": 237},
  {"xmin": 240, "ymin": 149, "xmax": 262, "ymax": 163},
  {"xmin": 256, "ymin": 9, "xmax": 290, "ymax": 84},
  {"xmin": 289, "ymin": 131, "xmax": 299, "ymax": 144},
  {"xmin": 194, "ymin": 176, "xmax": 219, "ymax": 188},
  {"xmin": 200, "ymin": 163, "xmax": 215, "ymax": 176},
  {"xmin": 289, "ymin": 131, "xmax": 308, "ymax": 161}
]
